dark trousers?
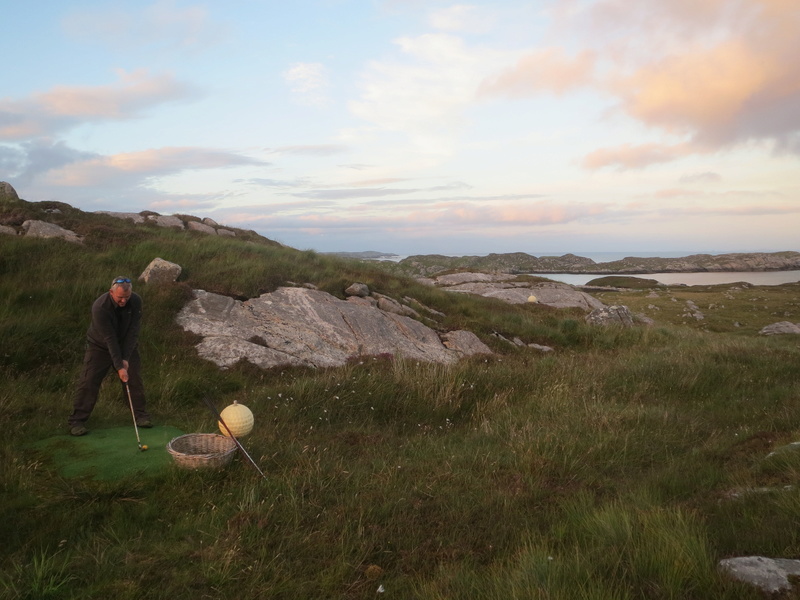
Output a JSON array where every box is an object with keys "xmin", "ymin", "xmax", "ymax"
[{"xmin": 69, "ymin": 343, "xmax": 149, "ymax": 425}]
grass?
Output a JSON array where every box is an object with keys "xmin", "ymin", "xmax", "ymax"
[{"xmin": 1, "ymin": 200, "xmax": 799, "ymax": 598}]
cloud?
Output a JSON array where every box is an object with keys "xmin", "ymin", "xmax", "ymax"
[
  {"xmin": 594, "ymin": 0, "xmax": 800, "ymax": 165},
  {"xmin": 42, "ymin": 146, "xmax": 266, "ymax": 187},
  {"xmin": 428, "ymin": 4, "xmax": 494, "ymax": 33},
  {"xmin": 266, "ymin": 144, "xmax": 348, "ymax": 156},
  {"xmin": 244, "ymin": 177, "xmax": 312, "ymax": 189},
  {"xmin": 6, "ymin": 139, "xmax": 99, "ymax": 187},
  {"xmin": 582, "ymin": 142, "xmax": 695, "ymax": 170},
  {"xmin": 612, "ymin": 40, "xmax": 785, "ymax": 143},
  {"xmin": 679, "ymin": 171, "xmax": 722, "ymax": 185},
  {"xmin": 0, "ymin": 69, "xmax": 198, "ymax": 141},
  {"xmin": 291, "ymin": 187, "xmax": 416, "ymax": 200},
  {"xmin": 349, "ymin": 33, "xmax": 508, "ymax": 154},
  {"xmin": 489, "ymin": 0, "xmax": 800, "ymax": 168},
  {"xmin": 61, "ymin": 0, "xmax": 227, "ymax": 50},
  {"xmin": 478, "ymin": 48, "xmax": 596, "ymax": 96},
  {"xmin": 283, "ymin": 63, "xmax": 331, "ymax": 107}
]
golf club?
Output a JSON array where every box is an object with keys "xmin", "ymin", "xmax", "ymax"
[
  {"xmin": 125, "ymin": 382, "xmax": 147, "ymax": 452},
  {"xmin": 203, "ymin": 397, "xmax": 266, "ymax": 479}
]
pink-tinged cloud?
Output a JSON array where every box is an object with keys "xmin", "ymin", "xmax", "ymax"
[
  {"xmin": 613, "ymin": 40, "xmax": 783, "ymax": 141},
  {"xmin": 0, "ymin": 69, "xmax": 197, "ymax": 140},
  {"xmin": 561, "ymin": 0, "xmax": 800, "ymax": 167},
  {"xmin": 44, "ymin": 147, "xmax": 264, "ymax": 186},
  {"xmin": 582, "ymin": 142, "xmax": 695, "ymax": 170},
  {"xmin": 478, "ymin": 48, "xmax": 595, "ymax": 97}
]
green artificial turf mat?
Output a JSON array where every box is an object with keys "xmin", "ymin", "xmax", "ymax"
[{"xmin": 33, "ymin": 425, "xmax": 186, "ymax": 481}]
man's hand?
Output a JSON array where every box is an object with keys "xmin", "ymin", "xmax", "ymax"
[{"xmin": 118, "ymin": 368, "xmax": 129, "ymax": 383}]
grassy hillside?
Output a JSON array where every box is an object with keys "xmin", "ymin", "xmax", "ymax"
[{"xmin": 2, "ymin": 199, "xmax": 800, "ymax": 599}]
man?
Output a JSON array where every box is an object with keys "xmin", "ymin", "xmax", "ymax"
[{"xmin": 68, "ymin": 277, "xmax": 152, "ymax": 436}]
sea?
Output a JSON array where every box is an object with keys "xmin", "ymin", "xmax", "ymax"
[{"xmin": 378, "ymin": 251, "xmax": 800, "ymax": 287}]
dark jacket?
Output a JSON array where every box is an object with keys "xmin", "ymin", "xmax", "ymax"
[{"xmin": 86, "ymin": 292, "xmax": 142, "ymax": 371}]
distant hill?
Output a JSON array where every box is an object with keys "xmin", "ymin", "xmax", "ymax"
[
  {"xmin": 370, "ymin": 251, "xmax": 800, "ymax": 278},
  {"xmin": 322, "ymin": 250, "xmax": 400, "ymax": 260}
]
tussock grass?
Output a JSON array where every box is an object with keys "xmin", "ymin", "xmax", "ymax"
[{"xmin": 2, "ymin": 202, "xmax": 800, "ymax": 598}]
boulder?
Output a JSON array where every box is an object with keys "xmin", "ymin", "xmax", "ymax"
[
  {"xmin": 585, "ymin": 305, "xmax": 653, "ymax": 327},
  {"xmin": 139, "ymin": 257, "xmax": 182, "ymax": 284},
  {"xmin": 21, "ymin": 220, "xmax": 81, "ymax": 243},
  {"xmin": 374, "ymin": 294, "xmax": 419, "ymax": 318},
  {"xmin": 528, "ymin": 343, "xmax": 554, "ymax": 352},
  {"xmin": 175, "ymin": 287, "xmax": 492, "ymax": 370},
  {"xmin": 147, "ymin": 214, "xmax": 184, "ymax": 229},
  {"xmin": 759, "ymin": 321, "xmax": 800, "ymax": 335},
  {"xmin": 441, "ymin": 330, "xmax": 493, "ymax": 356},
  {"xmin": 95, "ymin": 211, "xmax": 145, "ymax": 224},
  {"xmin": 0, "ymin": 181, "xmax": 19, "ymax": 203},
  {"xmin": 0, "ymin": 225, "xmax": 16, "ymax": 236},
  {"xmin": 217, "ymin": 228, "xmax": 236, "ymax": 237},
  {"xmin": 718, "ymin": 556, "xmax": 800, "ymax": 595},
  {"xmin": 202, "ymin": 217, "xmax": 220, "ymax": 227},
  {"xmin": 187, "ymin": 220, "xmax": 217, "ymax": 235},
  {"xmin": 345, "ymin": 282, "xmax": 370, "ymax": 297}
]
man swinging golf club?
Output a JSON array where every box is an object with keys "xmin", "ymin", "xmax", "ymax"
[{"xmin": 68, "ymin": 276, "xmax": 152, "ymax": 436}]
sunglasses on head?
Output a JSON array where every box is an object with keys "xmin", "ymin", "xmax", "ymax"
[{"xmin": 114, "ymin": 278, "xmax": 131, "ymax": 284}]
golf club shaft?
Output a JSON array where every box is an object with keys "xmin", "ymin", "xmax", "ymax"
[
  {"xmin": 125, "ymin": 382, "xmax": 142, "ymax": 449},
  {"xmin": 203, "ymin": 397, "xmax": 267, "ymax": 479}
]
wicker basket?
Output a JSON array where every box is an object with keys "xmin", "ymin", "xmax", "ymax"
[{"xmin": 167, "ymin": 433, "xmax": 237, "ymax": 470}]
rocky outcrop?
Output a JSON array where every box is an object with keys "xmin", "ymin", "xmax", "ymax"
[
  {"xmin": 21, "ymin": 220, "xmax": 82, "ymax": 243},
  {"xmin": 97, "ymin": 211, "xmax": 237, "ymax": 236},
  {"xmin": 427, "ymin": 272, "xmax": 605, "ymax": 311},
  {"xmin": 759, "ymin": 321, "xmax": 800, "ymax": 335},
  {"xmin": 176, "ymin": 287, "xmax": 492, "ymax": 370}
]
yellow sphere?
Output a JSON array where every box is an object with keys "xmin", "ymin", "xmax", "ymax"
[
  {"xmin": 527, "ymin": 295, "xmax": 538, "ymax": 303},
  {"xmin": 219, "ymin": 402, "xmax": 254, "ymax": 438}
]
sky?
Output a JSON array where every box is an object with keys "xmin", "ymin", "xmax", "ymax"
[{"xmin": 1, "ymin": 0, "xmax": 799, "ymax": 256}]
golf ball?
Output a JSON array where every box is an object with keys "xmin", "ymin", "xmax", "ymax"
[{"xmin": 219, "ymin": 401, "xmax": 254, "ymax": 437}]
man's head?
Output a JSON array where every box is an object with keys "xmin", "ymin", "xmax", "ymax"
[{"xmin": 109, "ymin": 277, "xmax": 133, "ymax": 307}]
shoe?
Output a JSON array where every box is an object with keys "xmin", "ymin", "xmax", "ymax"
[
  {"xmin": 70, "ymin": 424, "xmax": 88, "ymax": 436},
  {"xmin": 136, "ymin": 419, "xmax": 153, "ymax": 428}
]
